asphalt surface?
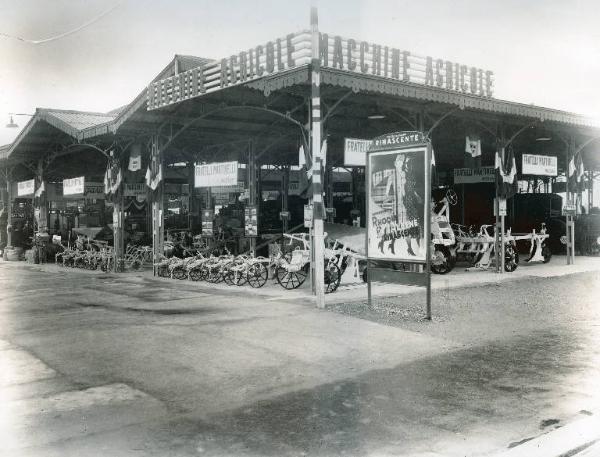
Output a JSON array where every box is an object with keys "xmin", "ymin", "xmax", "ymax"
[{"xmin": 0, "ymin": 262, "xmax": 599, "ymax": 456}]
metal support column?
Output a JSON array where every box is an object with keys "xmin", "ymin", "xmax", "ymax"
[
  {"xmin": 282, "ymin": 166, "xmax": 290, "ymax": 233},
  {"xmin": 310, "ymin": 6, "xmax": 325, "ymax": 307},
  {"xmin": 248, "ymin": 141, "xmax": 257, "ymax": 255},
  {"xmin": 151, "ymin": 136, "xmax": 165, "ymax": 275},
  {"xmin": 6, "ymin": 176, "xmax": 13, "ymax": 248}
]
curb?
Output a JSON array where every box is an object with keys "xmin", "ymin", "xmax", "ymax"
[{"xmin": 492, "ymin": 414, "xmax": 600, "ymax": 457}]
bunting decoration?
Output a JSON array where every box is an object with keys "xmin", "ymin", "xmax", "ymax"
[
  {"xmin": 34, "ymin": 180, "xmax": 45, "ymax": 198},
  {"xmin": 145, "ymin": 142, "xmax": 163, "ymax": 191},
  {"xmin": 568, "ymin": 154, "xmax": 585, "ymax": 193},
  {"xmin": 495, "ymin": 148, "xmax": 518, "ymax": 199},
  {"xmin": 465, "ymin": 135, "xmax": 482, "ymax": 158},
  {"xmin": 104, "ymin": 158, "xmax": 122, "ymax": 196}
]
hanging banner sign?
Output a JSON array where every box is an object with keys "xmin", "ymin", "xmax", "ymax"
[
  {"xmin": 147, "ymin": 32, "xmax": 494, "ymax": 111},
  {"xmin": 195, "ymin": 161, "xmax": 239, "ymax": 187},
  {"xmin": 367, "ymin": 132, "xmax": 428, "ymax": 263},
  {"xmin": 344, "ymin": 138, "xmax": 371, "ymax": 166},
  {"xmin": 17, "ymin": 179, "xmax": 35, "ymax": 197},
  {"xmin": 522, "ymin": 154, "xmax": 557, "ymax": 176},
  {"xmin": 63, "ymin": 177, "xmax": 85, "ymax": 196},
  {"xmin": 453, "ymin": 167, "xmax": 495, "ymax": 184}
]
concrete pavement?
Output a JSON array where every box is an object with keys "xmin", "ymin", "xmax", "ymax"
[{"xmin": 0, "ymin": 258, "xmax": 599, "ymax": 456}]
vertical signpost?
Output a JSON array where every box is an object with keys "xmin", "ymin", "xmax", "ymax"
[
  {"xmin": 310, "ymin": 6, "xmax": 325, "ymax": 308},
  {"xmin": 366, "ymin": 131, "xmax": 432, "ymax": 319}
]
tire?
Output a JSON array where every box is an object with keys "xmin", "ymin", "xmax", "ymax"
[
  {"xmin": 504, "ymin": 244, "xmax": 519, "ymax": 272},
  {"xmin": 276, "ymin": 264, "xmax": 307, "ymax": 289},
  {"xmin": 189, "ymin": 268, "xmax": 203, "ymax": 281},
  {"xmin": 248, "ymin": 263, "xmax": 268, "ymax": 288},
  {"xmin": 172, "ymin": 266, "xmax": 186, "ymax": 280},
  {"xmin": 431, "ymin": 246, "xmax": 454, "ymax": 274},
  {"xmin": 324, "ymin": 263, "xmax": 341, "ymax": 294},
  {"xmin": 542, "ymin": 244, "xmax": 552, "ymax": 263}
]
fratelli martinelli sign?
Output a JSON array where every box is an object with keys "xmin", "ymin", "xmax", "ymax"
[{"xmin": 147, "ymin": 31, "xmax": 494, "ymax": 110}]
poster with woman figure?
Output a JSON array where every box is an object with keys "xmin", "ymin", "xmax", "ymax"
[{"xmin": 367, "ymin": 146, "xmax": 426, "ymax": 262}]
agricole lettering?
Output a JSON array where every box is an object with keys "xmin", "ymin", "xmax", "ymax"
[{"xmin": 148, "ymin": 32, "xmax": 494, "ymax": 110}]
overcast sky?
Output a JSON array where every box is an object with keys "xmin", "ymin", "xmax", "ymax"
[{"xmin": 1, "ymin": 0, "xmax": 599, "ymax": 146}]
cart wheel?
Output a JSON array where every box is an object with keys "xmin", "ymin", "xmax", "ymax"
[
  {"xmin": 207, "ymin": 267, "xmax": 223, "ymax": 283},
  {"xmin": 324, "ymin": 263, "xmax": 341, "ymax": 294},
  {"xmin": 172, "ymin": 266, "xmax": 186, "ymax": 280},
  {"xmin": 189, "ymin": 268, "xmax": 203, "ymax": 281},
  {"xmin": 431, "ymin": 246, "xmax": 454, "ymax": 274},
  {"xmin": 504, "ymin": 244, "xmax": 519, "ymax": 272},
  {"xmin": 276, "ymin": 265, "xmax": 307, "ymax": 289},
  {"xmin": 542, "ymin": 245, "xmax": 552, "ymax": 263},
  {"xmin": 248, "ymin": 263, "xmax": 268, "ymax": 288},
  {"xmin": 234, "ymin": 269, "xmax": 248, "ymax": 286}
]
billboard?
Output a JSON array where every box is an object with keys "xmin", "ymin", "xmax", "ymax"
[
  {"xmin": 17, "ymin": 179, "xmax": 35, "ymax": 197},
  {"xmin": 63, "ymin": 177, "xmax": 85, "ymax": 196},
  {"xmin": 367, "ymin": 143, "xmax": 427, "ymax": 262},
  {"xmin": 522, "ymin": 154, "xmax": 557, "ymax": 176},
  {"xmin": 195, "ymin": 161, "xmax": 238, "ymax": 187}
]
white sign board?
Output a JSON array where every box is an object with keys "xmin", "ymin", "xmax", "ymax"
[
  {"xmin": 124, "ymin": 183, "xmax": 147, "ymax": 200},
  {"xmin": 63, "ymin": 177, "xmax": 85, "ymax": 196},
  {"xmin": 344, "ymin": 138, "xmax": 371, "ymax": 166},
  {"xmin": 522, "ymin": 154, "xmax": 557, "ymax": 176},
  {"xmin": 17, "ymin": 179, "xmax": 35, "ymax": 197},
  {"xmin": 454, "ymin": 167, "xmax": 495, "ymax": 184},
  {"xmin": 195, "ymin": 161, "xmax": 238, "ymax": 187}
]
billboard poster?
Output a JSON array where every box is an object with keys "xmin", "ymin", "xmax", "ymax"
[
  {"xmin": 244, "ymin": 205, "xmax": 258, "ymax": 237},
  {"xmin": 201, "ymin": 209, "xmax": 214, "ymax": 236},
  {"xmin": 344, "ymin": 137, "xmax": 371, "ymax": 166},
  {"xmin": 367, "ymin": 140, "xmax": 427, "ymax": 262}
]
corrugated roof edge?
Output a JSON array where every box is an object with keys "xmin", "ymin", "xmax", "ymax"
[{"xmin": 79, "ymin": 54, "xmax": 215, "ymax": 140}]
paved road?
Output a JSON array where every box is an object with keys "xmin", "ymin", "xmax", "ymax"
[{"xmin": 0, "ymin": 262, "xmax": 599, "ymax": 456}]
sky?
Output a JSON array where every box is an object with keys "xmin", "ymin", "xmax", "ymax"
[{"xmin": 1, "ymin": 0, "xmax": 600, "ymax": 146}]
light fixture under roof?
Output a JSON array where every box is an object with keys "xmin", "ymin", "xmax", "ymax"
[
  {"xmin": 5, "ymin": 115, "xmax": 18, "ymax": 128},
  {"xmin": 367, "ymin": 114, "xmax": 386, "ymax": 120},
  {"xmin": 535, "ymin": 136, "xmax": 552, "ymax": 141}
]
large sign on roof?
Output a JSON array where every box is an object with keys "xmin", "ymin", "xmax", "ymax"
[{"xmin": 147, "ymin": 31, "xmax": 494, "ymax": 110}]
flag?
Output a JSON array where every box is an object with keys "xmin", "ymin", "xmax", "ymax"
[
  {"xmin": 34, "ymin": 180, "xmax": 45, "ymax": 198},
  {"xmin": 465, "ymin": 135, "xmax": 481, "ymax": 158},
  {"xmin": 128, "ymin": 144, "xmax": 142, "ymax": 172},
  {"xmin": 299, "ymin": 145, "xmax": 305, "ymax": 167},
  {"xmin": 495, "ymin": 149, "xmax": 517, "ymax": 199},
  {"xmin": 104, "ymin": 161, "xmax": 122, "ymax": 196},
  {"xmin": 568, "ymin": 154, "xmax": 585, "ymax": 193},
  {"xmin": 431, "ymin": 148, "xmax": 438, "ymax": 187},
  {"xmin": 145, "ymin": 164, "xmax": 162, "ymax": 191},
  {"xmin": 321, "ymin": 139, "xmax": 327, "ymax": 167}
]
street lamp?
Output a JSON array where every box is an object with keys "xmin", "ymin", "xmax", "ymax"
[{"xmin": 5, "ymin": 113, "xmax": 34, "ymax": 128}]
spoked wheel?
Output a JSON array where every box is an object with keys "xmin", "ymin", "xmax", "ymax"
[
  {"xmin": 324, "ymin": 263, "xmax": 341, "ymax": 294},
  {"xmin": 171, "ymin": 266, "xmax": 187, "ymax": 280},
  {"xmin": 431, "ymin": 246, "xmax": 455, "ymax": 274},
  {"xmin": 276, "ymin": 264, "xmax": 308, "ymax": 289},
  {"xmin": 189, "ymin": 268, "xmax": 204, "ymax": 281},
  {"xmin": 248, "ymin": 263, "xmax": 268, "ymax": 288},
  {"xmin": 542, "ymin": 244, "xmax": 552, "ymax": 263},
  {"xmin": 207, "ymin": 267, "xmax": 224, "ymax": 283},
  {"xmin": 504, "ymin": 244, "xmax": 519, "ymax": 272},
  {"xmin": 232, "ymin": 268, "xmax": 248, "ymax": 286}
]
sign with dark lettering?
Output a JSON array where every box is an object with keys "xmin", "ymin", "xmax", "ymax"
[
  {"xmin": 367, "ymin": 133, "xmax": 427, "ymax": 262},
  {"xmin": 522, "ymin": 154, "xmax": 557, "ymax": 176},
  {"xmin": 147, "ymin": 31, "xmax": 495, "ymax": 111},
  {"xmin": 453, "ymin": 167, "xmax": 495, "ymax": 184},
  {"xmin": 195, "ymin": 161, "xmax": 239, "ymax": 187}
]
